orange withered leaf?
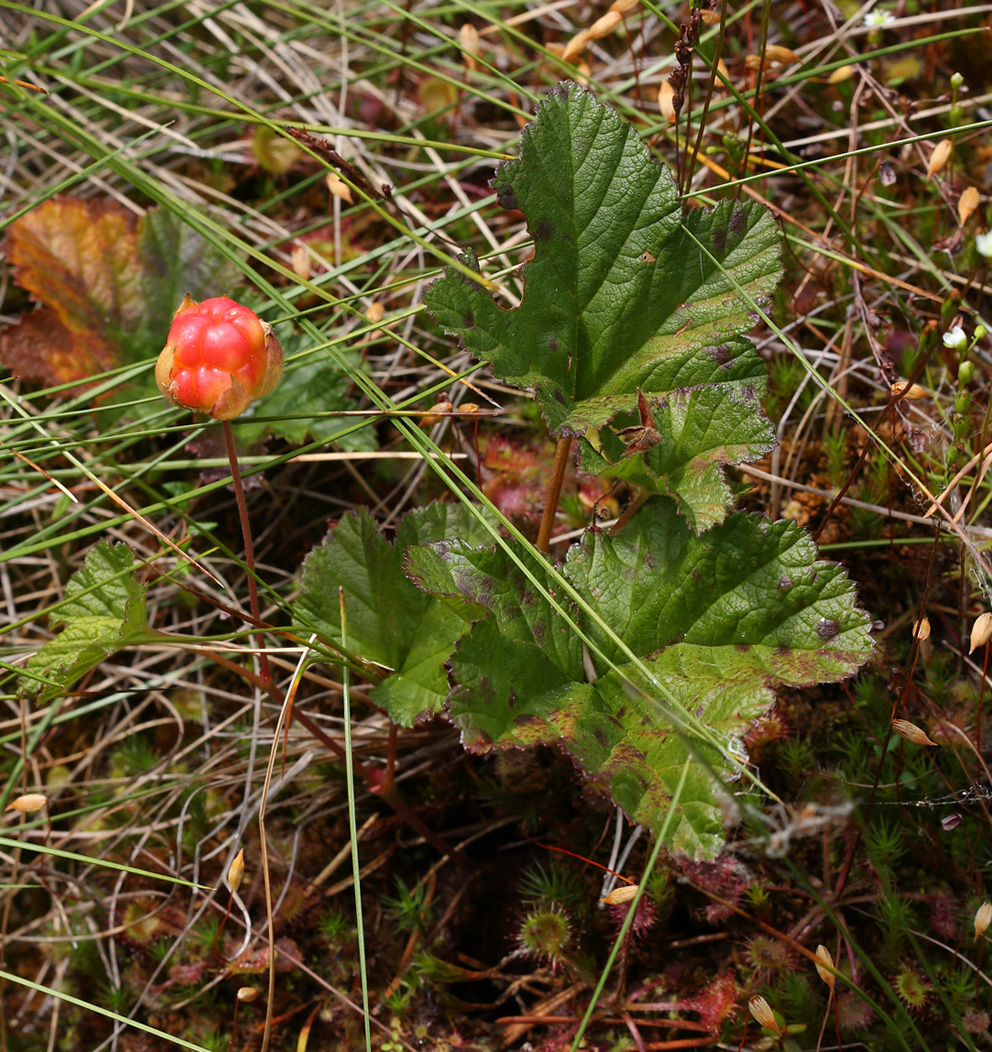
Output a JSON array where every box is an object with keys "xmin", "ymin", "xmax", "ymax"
[{"xmin": 0, "ymin": 196, "xmax": 141, "ymax": 386}]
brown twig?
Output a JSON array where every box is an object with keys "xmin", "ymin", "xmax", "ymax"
[{"xmin": 537, "ymin": 436, "xmax": 573, "ymax": 553}]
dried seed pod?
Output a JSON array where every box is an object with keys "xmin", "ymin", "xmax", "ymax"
[
  {"xmin": 890, "ymin": 381, "xmax": 928, "ymax": 401},
  {"xmin": 326, "ymin": 172, "xmax": 354, "ymax": 204},
  {"xmin": 365, "ymin": 301, "xmax": 385, "ymax": 324},
  {"xmin": 459, "ymin": 23, "xmax": 480, "ymax": 72},
  {"xmin": 958, "ymin": 186, "xmax": 980, "ymax": 226},
  {"xmin": 228, "ymin": 849, "xmax": 245, "ymax": 892},
  {"xmin": 913, "ymin": 616, "xmax": 931, "ymax": 641},
  {"xmin": 764, "ymin": 44, "xmax": 801, "ymax": 64},
  {"xmin": 237, "ymin": 986, "xmax": 259, "ymax": 1003},
  {"xmin": 291, "ymin": 243, "xmax": 311, "ymax": 282},
  {"xmin": 658, "ymin": 81, "xmax": 677, "ymax": 123},
  {"xmin": 562, "ymin": 28, "xmax": 593, "ymax": 63},
  {"xmin": 975, "ymin": 901, "xmax": 992, "ymax": 941},
  {"xmin": 926, "ymin": 138, "xmax": 953, "ymax": 180},
  {"xmin": 891, "ymin": 719, "xmax": 938, "ymax": 747},
  {"xmin": 745, "ymin": 54, "xmax": 772, "ymax": 72},
  {"xmin": 970, "ymin": 612, "xmax": 992, "ymax": 652},
  {"xmin": 814, "ymin": 944, "xmax": 835, "ymax": 991},
  {"xmin": 419, "ymin": 400, "xmax": 453, "ymax": 427},
  {"xmin": 748, "ymin": 995, "xmax": 782, "ymax": 1033},
  {"xmin": 7, "ymin": 793, "xmax": 48, "ymax": 815},
  {"xmin": 458, "ymin": 23, "xmax": 480, "ymax": 56},
  {"xmin": 828, "ymin": 65, "xmax": 854, "ymax": 84},
  {"xmin": 589, "ymin": 9, "xmax": 623, "ymax": 39},
  {"xmin": 601, "ymin": 884, "xmax": 639, "ymax": 905},
  {"xmin": 609, "ymin": 0, "xmax": 640, "ymax": 13},
  {"xmin": 700, "ymin": 9, "xmax": 721, "ymax": 24}
]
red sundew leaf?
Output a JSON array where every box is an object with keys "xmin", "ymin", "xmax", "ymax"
[
  {"xmin": 227, "ymin": 937, "xmax": 302, "ymax": 975},
  {"xmin": 682, "ymin": 971, "xmax": 739, "ymax": 1033},
  {"xmin": 481, "ymin": 435, "xmax": 554, "ymax": 525},
  {"xmin": 168, "ymin": 961, "xmax": 210, "ymax": 985},
  {"xmin": 0, "ymin": 197, "xmax": 142, "ymax": 384}
]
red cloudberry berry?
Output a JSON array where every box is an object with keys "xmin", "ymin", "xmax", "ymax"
[{"xmin": 155, "ymin": 295, "xmax": 283, "ymax": 420}]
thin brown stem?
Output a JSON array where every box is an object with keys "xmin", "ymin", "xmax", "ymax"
[
  {"xmin": 536, "ymin": 436, "xmax": 573, "ymax": 554},
  {"xmin": 222, "ymin": 419, "xmax": 271, "ymax": 683}
]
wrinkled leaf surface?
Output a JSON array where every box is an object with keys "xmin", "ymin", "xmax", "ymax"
[
  {"xmin": 297, "ymin": 504, "xmax": 495, "ymax": 725},
  {"xmin": 25, "ymin": 542, "xmax": 150, "ymax": 704},
  {"xmin": 424, "ymin": 82, "xmax": 781, "ymax": 528},
  {"xmin": 407, "ymin": 498, "xmax": 873, "ymax": 856}
]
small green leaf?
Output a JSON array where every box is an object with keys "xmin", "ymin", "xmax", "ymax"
[
  {"xmin": 580, "ymin": 386, "xmax": 775, "ymax": 531},
  {"xmin": 424, "ymin": 81, "xmax": 782, "ymax": 528},
  {"xmin": 237, "ymin": 336, "xmax": 376, "ymax": 450},
  {"xmin": 296, "ymin": 504, "xmax": 496, "ymax": 726},
  {"xmin": 137, "ymin": 207, "xmax": 243, "ymax": 348},
  {"xmin": 407, "ymin": 498, "xmax": 873, "ymax": 856},
  {"xmin": 25, "ymin": 542, "xmax": 149, "ymax": 703}
]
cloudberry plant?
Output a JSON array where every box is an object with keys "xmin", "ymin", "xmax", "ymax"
[{"xmin": 156, "ymin": 295, "xmax": 284, "ymax": 685}]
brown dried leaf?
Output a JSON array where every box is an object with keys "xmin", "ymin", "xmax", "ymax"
[
  {"xmin": 589, "ymin": 9, "xmax": 622, "ymax": 38},
  {"xmin": 0, "ymin": 196, "xmax": 239, "ymax": 398},
  {"xmin": 1, "ymin": 197, "xmax": 141, "ymax": 385},
  {"xmin": 764, "ymin": 45, "xmax": 801, "ymax": 64},
  {"xmin": 658, "ymin": 81, "xmax": 677, "ymax": 123},
  {"xmin": 562, "ymin": 28, "xmax": 592, "ymax": 63},
  {"xmin": 326, "ymin": 171, "xmax": 354, "ymax": 204}
]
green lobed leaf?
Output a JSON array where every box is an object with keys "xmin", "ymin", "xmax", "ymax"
[
  {"xmin": 406, "ymin": 497, "xmax": 873, "ymax": 856},
  {"xmin": 25, "ymin": 542, "xmax": 150, "ymax": 704},
  {"xmin": 423, "ymin": 81, "xmax": 782, "ymax": 529},
  {"xmin": 296, "ymin": 503, "xmax": 496, "ymax": 726}
]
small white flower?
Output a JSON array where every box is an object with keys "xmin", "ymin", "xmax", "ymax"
[
  {"xmin": 864, "ymin": 8, "xmax": 895, "ymax": 27},
  {"xmin": 976, "ymin": 231, "xmax": 992, "ymax": 259},
  {"xmin": 943, "ymin": 326, "xmax": 967, "ymax": 350}
]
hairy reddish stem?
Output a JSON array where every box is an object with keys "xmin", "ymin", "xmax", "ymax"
[
  {"xmin": 222, "ymin": 419, "xmax": 271, "ymax": 683},
  {"xmin": 537, "ymin": 436, "xmax": 573, "ymax": 553}
]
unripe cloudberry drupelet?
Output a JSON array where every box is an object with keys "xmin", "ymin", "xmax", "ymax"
[{"xmin": 156, "ymin": 295, "xmax": 283, "ymax": 420}]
